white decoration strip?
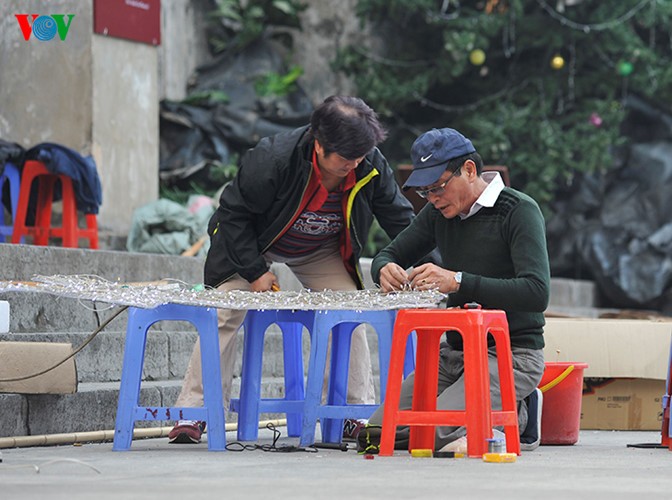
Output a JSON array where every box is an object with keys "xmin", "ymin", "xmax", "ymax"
[{"xmin": 0, "ymin": 275, "xmax": 446, "ymax": 311}]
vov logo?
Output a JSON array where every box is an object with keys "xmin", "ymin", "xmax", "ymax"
[{"xmin": 15, "ymin": 14, "xmax": 76, "ymax": 41}]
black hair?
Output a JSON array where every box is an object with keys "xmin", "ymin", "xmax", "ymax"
[
  {"xmin": 308, "ymin": 96, "xmax": 387, "ymax": 160},
  {"xmin": 446, "ymin": 152, "xmax": 483, "ymax": 176}
]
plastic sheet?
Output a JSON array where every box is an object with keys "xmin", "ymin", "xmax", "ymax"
[
  {"xmin": 160, "ymin": 39, "xmax": 313, "ymax": 190},
  {"xmin": 546, "ymin": 96, "xmax": 672, "ymax": 311}
]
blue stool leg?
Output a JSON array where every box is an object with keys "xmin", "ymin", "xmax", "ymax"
[
  {"xmin": 372, "ymin": 311, "xmax": 397, "ymax": 400},
  {"xmin": 114, "ymin": 304, "xmax": 226, "ymax": 452},
  {"xmin": 300, "ymin": 320, "xmax": 331, "ymax": 447},
  {"xmin": 7, "ymin": 164, "xmax": 19, "ymax": 228},
  {"xmin": 237, "ymin": 311, "xmax": 271, "ymax": 441},
  {"xmin": 113, "ymin": 308, "xmax": 150, "ymax": 451},
  {"xmin": 234, "ymin": 310, "xmax": 313, "ymax": 440},
  {"xmin": 279, "ymin": 321, "xmax": 305, "ymax": 437},
  {"xmin": 300, "ymin": 310, "xmax": 399, "ymax": 446},
  {"xmin": 0, "ymin": 163, "xmax": 21, "ymax": 242},
  {"xmin": 321, "ymin": 322, "xmax": 356, "ymax": 443},
  {"xmin": 404, "ymin": 330, "xmax": 417, "ymax": 378},
  {"xmin": 0, "ymin": 171, "xmax": 9, "ymax": 240},
  {"xmin": 196, "ymin": 307, "xmax": 226, "ymax": 451}
]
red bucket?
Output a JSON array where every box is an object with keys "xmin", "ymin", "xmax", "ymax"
[{"xmin": 537, "ymin": 362, "xmax": 589, "ymax": 445}]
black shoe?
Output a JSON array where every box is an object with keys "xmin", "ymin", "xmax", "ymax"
[
  {"xmin": 356, "ymin": 424, "xmax": 410, "ymax": 454},
  {"xmin": 520, "ymin": 388, "xmax": 542, "ymax": 451},
  {"xmin": 357, "ymin": 424, "xmax": 382, "ymax": 454}
]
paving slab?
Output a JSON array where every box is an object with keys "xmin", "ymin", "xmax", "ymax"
[{"xmin": 1, "ymin": 429, "xmax": 671, "ymax": 499}]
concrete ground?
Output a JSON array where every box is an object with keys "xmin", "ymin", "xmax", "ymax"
[{"xmin": 1, "ymin": 428, "xmax": 671, "ymax": 500}]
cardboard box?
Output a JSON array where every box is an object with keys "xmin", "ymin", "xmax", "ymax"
[
  {"xmin": 543, "ymin": 318, "xmax": 672, "ymax": 430},
  {"xmin": 581, "ymin": 378, "xmax": 665, "ymax": 430},
  {"xmin": 0, "ymin": 342, "xmax": 77, "ymax": 394}
]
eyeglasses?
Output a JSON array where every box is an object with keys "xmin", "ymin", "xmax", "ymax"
[{"xmin": 414, "ymin": 166, "xmax": 461, "ymax": 199}]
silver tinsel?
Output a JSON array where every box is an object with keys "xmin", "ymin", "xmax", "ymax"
[{"xmin": 0, "ymin": 275, "xmax": 446, "ymax": 311}]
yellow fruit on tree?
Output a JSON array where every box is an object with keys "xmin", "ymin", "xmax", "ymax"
[{"xmin": 469, "ymin": 49, "xmax": 486, "ymax": 66}]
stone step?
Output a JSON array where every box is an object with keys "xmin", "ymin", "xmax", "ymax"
[
  {"xmin": 0, "ymin": 374, "xmax": 384, "ymax": 439},
  {"xmin": 0, "ymin": 328, "xmax": 384, "ymax": 384},
  {"xmin": 0, "ymin": 330, "xmax": 196, "ymax": 384},
  {"xmin": 549, "ymin": 277, "xmax": 598, "ymax": 309}
]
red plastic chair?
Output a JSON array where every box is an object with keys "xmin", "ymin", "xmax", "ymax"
[
  {"xmin": 379, "ymin": 306, "xmax": 520, "ymax": 458},
  {"xmin": 11, "ymin": 160, "xmax": 98, "ymax": 248}
]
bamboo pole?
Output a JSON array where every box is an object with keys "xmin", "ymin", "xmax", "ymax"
[{"xmin": 0, "ymin": 419, "xmax": 287, "ymax": 449}]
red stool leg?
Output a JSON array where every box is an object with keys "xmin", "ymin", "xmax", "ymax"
[
  {"xmin": 12, "ymin": 161, "xmax": 59, "ymax": 246},
  {"xmin": 663, "ymin": 336, "xmax": 672, "ymax": 450},
  {"xmin": 33, "ymin": 175, "xmax": 56, "ymax": 245},
  {"xmin": 11, "ymin": 164, "xmax": 40, "ymax": 244},
  {"xmin": 379, "ymin": 317, "xmax": 414, "ymax": 456},
  {"xmin": 59, "ymin": 176, "xmax": 78, "ymax": 248},
  {"xmin": 663, "ymin": 408, "xmax": 670, "ymax": 449},
  {"xmin": 61, "ymin": 175, "xmax": 98, "ymax": 249},
  {"xmin": 490, "ymin": 324, "xmax": 520, "ymax": 455},
  {"xmin": 461, "ymin": 315, "xmax": 492, "ymax": 458},
  {"xmin": 85, "ymin": 214, "xmax": 99, "ymax": 249},
  {"xmin": 408, "ymin": 329, "xmax": 443, "ymax": 451}
]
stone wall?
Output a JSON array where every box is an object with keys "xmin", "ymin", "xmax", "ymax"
[
  {"xmin": 292, "ymin": 0, "xmax": 361, "ymax": 103},
  {"xmin": 156, "ymin": 0, "xmax": 362, "ymax": 106},
  {"xmin": 0, "ymin": 0, "xmax": 159, "ymax": 236}
]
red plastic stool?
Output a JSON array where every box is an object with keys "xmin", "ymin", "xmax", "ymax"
[
  {"xmin": 11, "ymin": 160, "xmax": 98, "ymax": 248},
  {"xmin": 379, "ymin": 306, "xmax": 520, "ymax": 458}
]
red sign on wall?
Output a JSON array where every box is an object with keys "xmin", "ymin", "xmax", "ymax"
[{"xmin": 93, "ymin": 0, "xmax": 161, "ymax": 46}]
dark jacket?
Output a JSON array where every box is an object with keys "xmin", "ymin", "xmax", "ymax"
[
  {"xmin": 25, "ymin": 143, "xmax": 103, "ymax": 214},
  {"xmin": 204, "ymin": 126, "xmax": 417, "ymax": 288}
]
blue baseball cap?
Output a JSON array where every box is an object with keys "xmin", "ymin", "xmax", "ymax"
[{"xmin": 403, "ymin": 128, "xmax": 476, "ymax": 190}]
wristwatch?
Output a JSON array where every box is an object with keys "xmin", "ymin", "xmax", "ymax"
[{"xmin": 454, "ymin": 271, "xmax": 463, "ymax": 287}]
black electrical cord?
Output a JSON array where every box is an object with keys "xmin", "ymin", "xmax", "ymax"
[
  {"xmin": 225, "ymin": 423, "xmax": 318, "ymax": 453},
  {"xmin": 0, "ymin": 305, "xmax": 128, "ymax": 382}
]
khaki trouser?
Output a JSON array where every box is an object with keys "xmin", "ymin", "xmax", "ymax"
[{"xmin": 175, "ymin": 241, "xmax": 375, "ymax": 409}]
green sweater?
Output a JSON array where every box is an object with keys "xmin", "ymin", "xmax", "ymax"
[{"xmin": 372, "ymin": 187, "xmax": 550, "ymax": 349}]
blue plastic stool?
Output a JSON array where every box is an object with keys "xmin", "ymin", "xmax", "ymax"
[
  {"xmin": 113, "ymin": 304, "xmax": 226, "ymax": 451},
  {"xmin": 0, "ymin": 162, "xmax": 21, "ymax": 242},
  {"xmin": 299, "ymin": 309, "xmax": 416, "ymax": 446},
  {"xmin": 230, "ymin": 309, "xmax": 315, "ymax": 441}
]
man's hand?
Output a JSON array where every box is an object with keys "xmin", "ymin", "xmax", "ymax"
[
  {"xmin": 409, "ymin": 263, "xmax": 460, "ymax": 293},
  {"xmin": 379, "ymin": 263, "xmax": 410, "ymax": 292},
  {"xmin": 250, "ymin": 271, "xmax": 279, "ymax": 292}
]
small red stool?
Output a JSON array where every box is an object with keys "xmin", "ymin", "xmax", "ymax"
[
  {"xmin": 379, "ymin": 306, "xmax": 520, "ymax": 458},
  {"xmin": 11, "ymin": 160, "xmax": 98, "ymax": 248}
]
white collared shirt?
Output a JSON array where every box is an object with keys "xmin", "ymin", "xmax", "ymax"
[{"xmin": 459, "ymin": 171, "xmax": 505, "ymax": 220}]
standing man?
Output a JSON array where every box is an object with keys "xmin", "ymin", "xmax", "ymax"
[
  {"xmin": 169, "ymin": 96, "xmax": 422, "ymax": 443},
  {"xmin": 365, "ymin": 127, "xmax": 550, "ymax": 452}
]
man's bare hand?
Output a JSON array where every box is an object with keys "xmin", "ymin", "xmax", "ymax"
[
  {"xmin": 250, "ymin": 271, "xmax": 279, "ymax": 292},
  {"xmin": 409, "ymin": 263, "xmax": 459, "ymax": 293},
  {"xmin": 379, "ymin": 263, "xmax": 410, "ymax": 292}
]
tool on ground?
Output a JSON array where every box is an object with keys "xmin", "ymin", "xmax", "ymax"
[{"xmin": 311, "ymin": 442, "xmax": 348, "ymax": 451}]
